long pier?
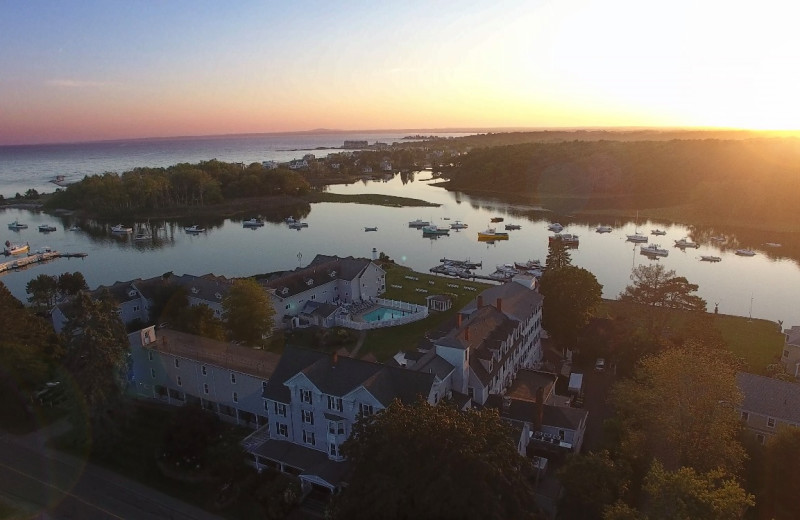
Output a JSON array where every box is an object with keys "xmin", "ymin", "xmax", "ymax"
[{"xmin": 0, "ymin": 251, "xmax": 87, "ymax": 274}]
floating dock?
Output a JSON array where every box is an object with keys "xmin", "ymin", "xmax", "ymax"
[{"xmin": 0, "ymin": 251, "xmax": 87, "ymax": 274}]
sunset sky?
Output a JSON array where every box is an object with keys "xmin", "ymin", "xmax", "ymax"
[{"xmin": 2, "ymin": 0, "xmax": 798, "ymax": 145}]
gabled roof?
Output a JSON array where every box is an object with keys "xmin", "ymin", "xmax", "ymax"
[
  {"xmin": 785, "ymin": 326, "xmax": 800, "ymax": 348},
  {"xmin": 172, "ymin": 273, "xmax": 231, "ymax": 304},
  {"xmin": 265, "ymin": 255, "xmax": 379, "ymax": 299},
  {"xmin": 484, "ymin": 395, "xmax": 588, "ymax": 431},
  {"xmin": 263, "ymin": 346, "xmax": 435, "ymax": 406},
  {"xmin": 460, "ymin": 281, "xmax": 543, "ymax": 322},
  {"xmin": 300, "ymin": 301, "xmax": 339, "ymax": 319},
  {"xmin": 737, "ymin": 372, "xmax": 800, "ymax": 424},
  {"xmin": 92, "ymin": 280, "xmax": 140, "ymax": 303},
  {"xmin": 436, "ymin": 305, "xmax": 511, "ymax": 351}
]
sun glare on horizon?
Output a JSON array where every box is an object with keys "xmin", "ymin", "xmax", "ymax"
[{"xmin": 1, "ymin": 0, "xmax": 799, "ymax": 144}]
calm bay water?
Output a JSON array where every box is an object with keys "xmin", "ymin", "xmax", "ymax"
[
  {"xmin": 0, "ymin": 132, "xmax": 469, "ymax": 198},
  {"xmin": 1, "ymin": 172, "xmax": 798, "ymax": 328}
]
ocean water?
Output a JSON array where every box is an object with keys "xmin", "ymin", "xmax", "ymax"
[{"xmin": 0, "ymin": 132, "xmax": 470, "ymax": 198}]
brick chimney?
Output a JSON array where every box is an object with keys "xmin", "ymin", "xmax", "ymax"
[
  {"xmin": 534, "ymin": 386, "xmax": 544, "ymax": 431},
  {"xmin": 464, "ymin": 326, "xmax": 470, "ymax": 342},
  {"xmin": 457, "ymin": 313, "xmax": 463, "ymax": 328},
  {"xmin": 496, "ymin": 298, "xmax": 503, "ymax": 313},
  {"xmin": 477, "ymin": 295, "xmax": 483, "ymax": 307},
  {"xmin": 332, "ymin": 352, "xmax": 338, "ymax": 368}
]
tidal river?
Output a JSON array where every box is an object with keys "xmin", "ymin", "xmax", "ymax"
[{"xmin": 1, "ymin": 173, "xmax": 798, "ymax": 328}]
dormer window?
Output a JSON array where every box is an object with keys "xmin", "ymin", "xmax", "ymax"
[
  {"xmin": 128, "ymin": 289, "xmax": 137, "ymax": 297},
  {"xmin": 191, "ymin": 287, "xmax": 199, "ymax": 294},
  {"xmin": 330, "ymin": 270, "xmax": 337, "ymax": 278},
  {"xmin": 306, "ymin": 279, "xmax": 314, "ymax": 287}
]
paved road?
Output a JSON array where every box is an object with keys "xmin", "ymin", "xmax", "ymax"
[
  {"xmin": 581, "ymin": 368, "xmax": 616, "ymax": 452},
  {"xmin": 0, "ymin": 422, "xmax": 221, "ymax": 520}
]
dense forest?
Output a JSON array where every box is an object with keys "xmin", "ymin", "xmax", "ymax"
[
  {"xmin": 44, "ymin": 160, "xmax": 311, "ymax": 215},
  {"xmin": 438, "ymin": 138, "xmax": 800, "ymax": 228}
]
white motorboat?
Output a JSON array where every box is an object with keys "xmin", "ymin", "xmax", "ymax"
[
  {"xmin": 68, "ymin": 225, "xmax": 80, "ymax": 231},
  {"xmin": 450, "ymin": 220, "xmax": 468, "ymax": 230},
  {"xmin": 700, "ymin": 255, "xmax": 722, "ymax": 262},
  {"xmin": 595, "ymin": 225, "xmax": 612, "ymax": 233},
  {"xmin": 409, "ymin": 219, "xmax": 430, "ymax": 228},
  {"xmin": 641, "ymin": 244, "xmax": 669, "ymax": 257},
  {"xmin": 38, "ymin": 224, "xmax": 57, "ymax": 232},
  {"xmin": 3, "ymin": 240, "xmax": 29, "ymax": 255},
  {"xmin": 651, "ymin": 229, "xmax": 666, "ymax": 236},
  {"xmin": 547, "ymin": 222, "xmax": 563, "ymax": 232},
  {"xmin": 422, "ymin": 225, "xmax": 449, "ymax": 236},
  {"xmin": 133, "ymin": 230, "xmax": 153, "ymax": 241},
  {"xmin": 289, "ymin": 221, "xmax": 308, "ymax": 229},
  {"xmin": 735, "ymin": 249, "xmax": 756, "ymax": 257},
  {"xmin": 111, "ymin": 224, "xmax": 132, "ymax": 233},
  {"xmin": 243, "ymin": 218, "xmax": 264, "ymax": 228},
  {"xmin": 626, "ymin": 233, "xmax": 648, "ymax": 243},
  {"xmin": 674, "ymin": 237, "xmax": 699, "ymax": 248},
  {"xmin": 184, "ymin": 225, "xmax": 205, "ymax": 233},
  {"xmin": 504, "ymin": 223, "xmax": 521, "ymax": 230},
  {"xmin": 8, "ymin": 220, "xmax": 28, "ymax": 230}
]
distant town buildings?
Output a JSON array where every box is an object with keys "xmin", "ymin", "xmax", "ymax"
[{"xmin": 342, "ymin": 140, "xmax": 368, "ymax": 149}]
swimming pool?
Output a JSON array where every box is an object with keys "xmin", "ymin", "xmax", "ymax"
[{"xmin": 362, "ymin": 306, "xmax": 408, "ymax": 322}]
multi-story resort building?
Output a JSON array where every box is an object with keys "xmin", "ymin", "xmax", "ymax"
[
  {"xmin": 264, "ymin": 254, "xmax": 386, "ymax": 328},
  {"xmin": 128, "ymin": 326, "xmax": 280, "ymax": 429},
  {"xmin": 121, "ymin": 262, "xmax": 571, "ymax": 499},
  {"xmin": 51, "ymin": 273, "xmax": 231, "ymax": 332}
]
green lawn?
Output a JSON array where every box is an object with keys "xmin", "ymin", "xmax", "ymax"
[
  {"xmin": 598, "ymin": 300, "xmax": 784, "ymax": 374},
  {"xmin": 359, "ymin": 264, "xmax": 490, "ymax": 361}
]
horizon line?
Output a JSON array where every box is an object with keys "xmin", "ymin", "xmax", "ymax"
[{"xmin": 2, "ymin": 125, "xmax": 791, "ymax": 148}]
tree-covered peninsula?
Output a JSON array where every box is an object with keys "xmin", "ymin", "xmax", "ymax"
[{"xmin": 437, "ymin": 137, "xmax": 800, "ymax": 231}]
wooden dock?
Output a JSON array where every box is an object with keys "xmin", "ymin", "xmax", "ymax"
[{"xmin": 0, "ymin": 251, "xmax": 87, "ymax": 274}]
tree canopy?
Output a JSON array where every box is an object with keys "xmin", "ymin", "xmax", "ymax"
[
  {"xmin": 618, "ymin": 264, "xmax": 707, "ymax": 312},
  {"xmin": 0, "ymin": 283, "xmax": 62, "ymax": 428},
  {"xmin": 222, "ymin": 278, "xmax": 275, "ymax": 347},
  {"xmin": 331, "ymin": 400, "xmax": 542, "ymax": 520},
  {"xmin": 61, "ymin": 291, "xmax": 129, "ymax": 423},
  {"xmin": 611, "ymin": 347, "xmax": 745, "ymax": 476},
  {"xmin": 26, "ymin": 272, "xmax": 88, "ymax": 311},
  {"xmin": 45, "ymin": 160, "xmax": 311, "ymax": 215},
  {"xmin": 638, "ymin": 461, "xmax": 753, "ymax": 520},
  {"xmin": 539, "ymin": 265, "xmax": 602, "ymax": 347},
  {"xmin": 758, "ymin": 426, "xmax": 800, "ymax": 519},
  {"xmin": 545, "ymin": 236, "xmax": 572, "ymax": 270}
]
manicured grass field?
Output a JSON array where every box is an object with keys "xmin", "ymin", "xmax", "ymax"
[
  {"xmin": 599, "ymin": 299, "xmax": 784, "ymax": 374},
  {"xmin": 359, "ymin": 264, "xmax": 490, "ymax": 361}
]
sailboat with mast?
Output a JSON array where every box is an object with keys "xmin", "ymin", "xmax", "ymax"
[{"xmin": 626, "ymin": 211, "xmax": 648, "ymax": 243}]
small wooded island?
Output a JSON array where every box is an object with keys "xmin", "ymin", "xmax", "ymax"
[{"xmin": 24, "ymin": 129, "xmax": 800, "ymax": 234}]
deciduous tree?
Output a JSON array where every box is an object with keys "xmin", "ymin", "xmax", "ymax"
[
  {"xmin": 611, "ymin": 347, "xmax": 745, "ymax": 476},
  {"xmin": 26, "ymin": 274, "xmax": 59, "ymax": 309},
  {"xmin": 640, "ymin": 461, "xmax": 753, "ymax": 520},
  {"xmin": 331, "ymin": 401, "xmax": 542, "ymax": 520},
  {"xmin": 619, "ymin": 264, "xmax": 706, "ymax": 311},
  {"xmin": 539, "ymin": 265, "xmax": 602, "ymax": 347},
  {"xmin": 759, "ymin": 426, "xmax": 800, "ymax": 519},
  {"xmin": 223, "ymin": 278, "xmax": 274, "ymax": 347}
]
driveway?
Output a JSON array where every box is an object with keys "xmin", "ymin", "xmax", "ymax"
[{"xmin": 580, "ymin": 367, "xmax": 616, "ymax": 452}]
